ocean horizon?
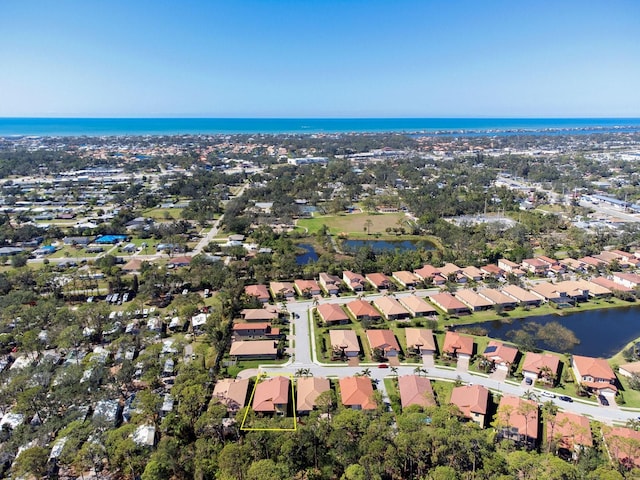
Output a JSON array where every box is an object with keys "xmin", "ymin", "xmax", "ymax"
[{"xmin": 1, "ymin": 117, "xmax": 640, "ymax": 137}]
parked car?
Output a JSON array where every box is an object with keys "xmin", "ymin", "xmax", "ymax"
[
  {"xmin": 525, "ymin": 377, "xmax": 533, "ymax": 385},
  {"xmin": 540, "ymin": 391, "xmax": 555, "ymax": 399},
  {"xmin": 599, "ymin": 395, "xmax": 609, "ymax": 406},
  {"xmin": 378, "ymin": 364, "xmax": 388, "ymax": 369},
  {"xmin": 558, "ymin": 396, "xmax": 573, "ymax": 402}
]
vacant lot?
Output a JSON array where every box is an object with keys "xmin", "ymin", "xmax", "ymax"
[{"xmin": 298, "ymin": 212, "xmax": 408, "ymax": 235}]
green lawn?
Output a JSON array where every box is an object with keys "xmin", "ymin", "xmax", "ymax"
[
  {"xmin": 432, "ymin": 379, "xmax": 456, "ymax": 405},
  {"xmin": 143, "ymin": 207, "xmax": 185, "ymax": 220}
]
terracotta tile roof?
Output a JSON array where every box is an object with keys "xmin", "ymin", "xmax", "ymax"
[
  {"xmin": 398, "ymin": 375, "xmax": 435, "ymax": 408},
  {"xmin": 547, "ymin": 411, "xmax": 592, "ymax": 450},
  {"xmin": 522, "ymin": 352, "xmax": 560, "ymax": 375},
  {"xmin": 497, "ymin": 395, "xmax": 539, "ymax": 441},
  {"xmin": 605, "ymin": 426, "xmax": 640, "ymax": 467},
  {"xmin": 591, "ymin": 276, "xmax": 632, "ymax": 292},
  {"xmin": 442, "ymin": 331, "xmax": 474, "ymax": 356},
  {"xmin": 229, "ymin": 340, "xmax": 277, "ymax": 357},
  {"xmin": 339, "ymin": 376, "xmax": 376, "ymax": 410},
  {"xmin": 245, "ymin": 284, "xmax": 270, "ymax": 300},
  {"xmin": 316, "ymin": 303, "xmax": 349, "ymax": 323},
  {"xmin": 439, "ymin": 263, "xmax": 462, "ymax": 276},
  {"xmin": 372, "ymin": 296, "xmax": 410, "ymax": 317},
  {"xmin": 212, "ymin": 378, "xmax": 249, "ymax": 411},
  {"xmin": 450, "ymin": 384, "xmax": 489, "ymax": 417},
  {"xmin": 477, "ymin": 288, "xmax": 517, "ymax": 305},
  {"xmin": 392, "ymin": 270, "xmax": 419, "ymax": 285},
  {"xmin": 366, "ymin": 329, "xmax": 400, "ymax": 354},
  {"xmin": 329, "ymin": 330, "xmax": 359, "ymax": 353},
  {"xmin": 414, "ymin": 264, "xmax": 441, "ymax": 279},
  {"xmin": 296, "ymin": 377, "xmax": 331, "ymax": 412},
  {"xmin": 253, "ymin": 376, "xmax": 290, "ymax": 412},
  {"xmin": 346, "ymin": 299, "xmax": 381, "ymax": 319},
  {"xmin": 404, "ymin": 328, "xmax": 436, "ymax": 351},
  {"xmin": 454, "ymin": 289, "xmax": 494, "ymax": 308},
  {"xmin": 483, "ymin": 340, "xmax": 518, "ymax": 365},
  {"xmin": 573, "ymin": 355, "xmax": 616, "ymax": 383},
  {"xmin": 429, "ymin": 292, "xmax": 469, "ymax": 311},
  {"xmin": 501, "ymin": 285, "xmax": 540, "ymax": 303},
  {"xmin": 365, "ymin": 272, "xmax": 392, "ymax": 288},
  {"xmin": 398, "ymin": 295, "xmax": 437, "ymax": 315}
]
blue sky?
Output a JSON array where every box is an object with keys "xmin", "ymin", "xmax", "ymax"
[{"xmin": 0, "ymin": 0, "xmax": 639, "ymax": 117}]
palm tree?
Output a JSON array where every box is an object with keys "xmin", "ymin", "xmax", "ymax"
[
  {"xmin": 359, "ymin": 368, "xmax": 372, "ymax": 378},
  {"xmin": 390, "ymin": 366, "xmax": 398, "ymax": 377},
  {"xmin": 414, "ymin": 366, "xmax": 428, "ymax": 377}
]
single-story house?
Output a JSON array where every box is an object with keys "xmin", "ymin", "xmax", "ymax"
[
  {"xmin": 482, "ymin": 340, "xmax": 518, "ymax": 371},
  {"xmin": 392, "ymin": 270, "xmax": 420, "ymax": 288},
  {"xmin": 501, "ymin": 285, "xmax": 542, "ymax": 306},
  {"xmin": 477, "ymin": 289, "xmax": 517, "ymax": 309},
  {"xmin": 405, "ymin": 328, "xmax": 436, "ymax": 355},
  {"xmin": 618, "ymin": 361, "xmax": 640, "ymax": 378},
  {"xmin": 345, "ymin": 299, "xmax": 382, "ymax": 322},
  {"xmin": 240, "ymin": 308, "xmax": 278, "ymax": 322},
  {"xmin": 232, "ymin": 322, "xmax": 280, "ymax": 339},
  {"xmin": 329, "ymin": 330, "xmax": 360, "ymax": 357},
  {"xmin": 366, "ymin": 329, "xmax": 400, "ymax": 357},
  {"xmin": 316, "ymin": 303, "xmax": 350, "ymax": 326},
  {"xmin": 442, "ymin": 331, "xmax": 474, "ymax": 359},
  {"xmin": 339, "ymin": 376, "xmax": 376, "ymax": 410},
  {"xmin": 612, "ymin": 272, "xmax": 640, "ymax": 289},
  {"xmin": 269, "ymin": 281, "xmax": 295, "ymax": 299},
  {"xmin": 521, "ymin": 352, "xmax": 561, "ymax": 385},
  {"xmin": 547, "ymin": 411, "xmax": 592, "ymax": 459},
  {"xmin": 372, "ymin": 296, "xmax": 411, "ymax": 320},
  {"xmin": 604, "ymin": 427, "xmax": 640, "ymax": 468},
  {"xmin": 296, "ymin": 377, "xmax": 331, "ymax": 414},
  {"xmin": 229, "ymin": 340, "xmax": 278, "ymax": 360},
  {"xmin": 429, "ymin": 292, "xmax": 471, "ymax": 315},
  {"xmin": 398, "ymin": 375, "xmax": 435, "ymax": 408},
  {"xmin": 365, "ymin": 272, "xmax": 393, "ymax": 290},
  {"xmin": 244, "ymin": 284, "xmax": 270, "ymax": 303},
  {"xmin": 212, "ymin": 378, "xmax": 250, "ymax": 413},
  {"xmin": 454, "ymin": 289, "xmax": 494, "ymax": 311},
  {"xmin": 398, "ymin": 295, "xmax": 438, "ymax": 317},
  {"xmin": 294, "ymin": 279, "xmax": 322, "ymax": 297}
]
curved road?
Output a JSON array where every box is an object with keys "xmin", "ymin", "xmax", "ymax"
[{"xmin": 240, "ymin": 289, "xmax": 640, "ymax": 426}]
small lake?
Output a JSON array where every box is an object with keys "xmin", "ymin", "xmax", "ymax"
[
  {"xmin": 296, "ymin": 243, "xmax": 319, "ymax": 265},
  {"xmin": 466, "ymin": 306, "xmax": 640, "ymax": 358},
  {"xmin": 343, "ymin": 239, "xmax": 435, "ymax": 253}
]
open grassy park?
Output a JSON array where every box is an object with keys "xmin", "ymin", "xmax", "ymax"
[{"xmin": 298, "ymin": 212, "xmax": 409, "ymax": 236}]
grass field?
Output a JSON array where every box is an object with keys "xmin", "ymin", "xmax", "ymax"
[
  {"xmin": 298, "ymin": 212, "xmax": 409, "ymax": 235},
  {"xmin": 143, "ymin": 207, "xmax": 185, "ymax": 220}
]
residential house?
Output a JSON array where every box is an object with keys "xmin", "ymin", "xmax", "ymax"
[
  {"xmin": 414, "ymin": 264, "xmax": 446, "ymax": 285},
  {"xmin": 269, "ymin": 281, "xmax": 295, "ymax": 299},
  {"xmin": 296, "ymin": 377, "xmax": 331, "ymax": 414},
  {"xmin": 477, "ymin": 289, "xmax": 517, "ymax": 310},
  {"xmin": 398, "ymin": 375, "xmax": 435, "ymax": 408},
  {"xmin": 122, "ymin": 259, "xmax": 143, "ymax": 273},
  {"xmin": 497, "ymin": 258, "xmax": 520, "ymax": 273},
  {"xmin": 496, "ymin": 395, "xmax": 539, "ymax": 448},
  {"xmin": 372, "ymin": 296, "xmax": 411, "ymax": 320},
  {"xmin": 212, "ymin": 378, "xmax": 250, "ymax": 413},
  {"xmin": 346, "ymin": 299, "xmax": 382, "ymax": 322},
  {"xmin": 329, "ymin": 330, "xmax": 360, "ymax": 358},
  {"xmin": 339, "ymin": 376, "xmax": 376, "ymax": 410},
  {"xmin": 454, "ymin": 289, "xmax": 494, "ymax": 311},
  {"xmin": 462, "ymin": 265, "xmax": 484, "ymax": 282},
  {"xmin": 442, "ymin": 331, "xmax": 474, "ymax": 359},
  {"xmin": 229, "ymin": 340, "xmax": 278, "ymax": 360},
  {"xmin": 450, "ymin": 385, "xmax": 490, "ymax": 427},
  {"xmin": 168, "ymin": 256, "xmax": 192, "ymax": 268},
  {"xmin": 604, "ymin": 427, "xmax": 640, "ymax": 468},
  {"xmin": 240, "ymin": 309, "xmax": 278, "ymax": 322},
  {"xmin": 610, "ymin": 249, "xmax": 640, "ymax": 267},
  {"xmin": 429, "ymin": 292, "xmax": 471, "ymax": 315},
  {"xmin": 591, "ymin": 275, "xmax": 633, "ymax": 294},
  {"xmin": 318, "ymin": 273, "xmax": 341, "ymax": 295},
  {"xmin": 405, "ymin": 328, "xmax": 436, "ymax": 355},
  {"xmin": 294, "ymin": 279, "xmax": 322, "ymax": 297},
  {"xmin": 482, "ymin": 341, "xmax": 518, "ymax": 372},
  {"xmin": 244, "ymin": 284, "xmax": 270, "ymax": 303},
  {"xmin": 392, "ymin": 270, "xmax": 420, "ymax": 288},
  {"xmin": 612, "ymin": 272, "xmax": 640, "ymax": 289},
  {"xmin": 618, "ymin": 361, "xmax": 640, "ymax": 379},
  {"xmin": 501, "ymin": 285, "xmax": 542, "ymax": 306},
  {"xmin": 342, "ymin": 270, "xmax": 366, "ymax": 292},
  {"xmin": 547, "ymin": 411, "xmax": 592, "ymax": 459},
  {"xmin": 398, "ymin": 295, "xmax": 438, "ymax": 317},
  {"xmin": 365, "ymin": 273, "xmax": 393, "ymax": 290},
  {"xmin": 366, "ymin": 329, "xmax": 401, "ymax": 358},
  {"xmin": 481, "ymin": 264, "xmax": 505, "ymax": 279},
  {"xmin": 572, "ymin": 355, "xmax": 617, "ymax": 398},
  {"xmin": 522, "ymin": 258, "xmax": 548, "ymax": 276},
  {"xmin": 439, "ymin": 263, "xmax": 467, "ymax": 283},
  {"xmin": 232, "ymin": 322, "xmax": 280, "ymax": 339},
  {"xmin": 578, "ymin": 256, "xmax": 606, "ymax": 271},
  {"xmin": 576, "ymin": 279, "xmax": 612, "ymax": 298},
  {"xmin": 316, "ymin": 303, "xmax": 350, "ymax": 326},
  {"xmin": 253, "ymin": 376, "xmax": 290, "ymax": 414},
  {"xmin": 521, "ymin": 352, "xmax": 561, "ymax": 385}
]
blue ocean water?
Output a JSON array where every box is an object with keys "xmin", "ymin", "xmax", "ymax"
[{"xmin": 1, "ymin": 117, "xmax": 640, "ymax": 136}]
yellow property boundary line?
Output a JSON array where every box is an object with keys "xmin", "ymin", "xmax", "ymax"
[{"xmin": 240, "ymin": 372, "xmax": 297, "ymax": 431}]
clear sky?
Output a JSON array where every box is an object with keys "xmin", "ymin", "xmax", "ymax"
[{"xmin": 0, "ymin": 0, "xmax": 639, "ymax": 117}]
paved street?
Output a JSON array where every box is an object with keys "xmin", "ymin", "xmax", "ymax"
[{"xmin": 244, "ymin": 291, "xmax": 640, "ymax": 425}]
